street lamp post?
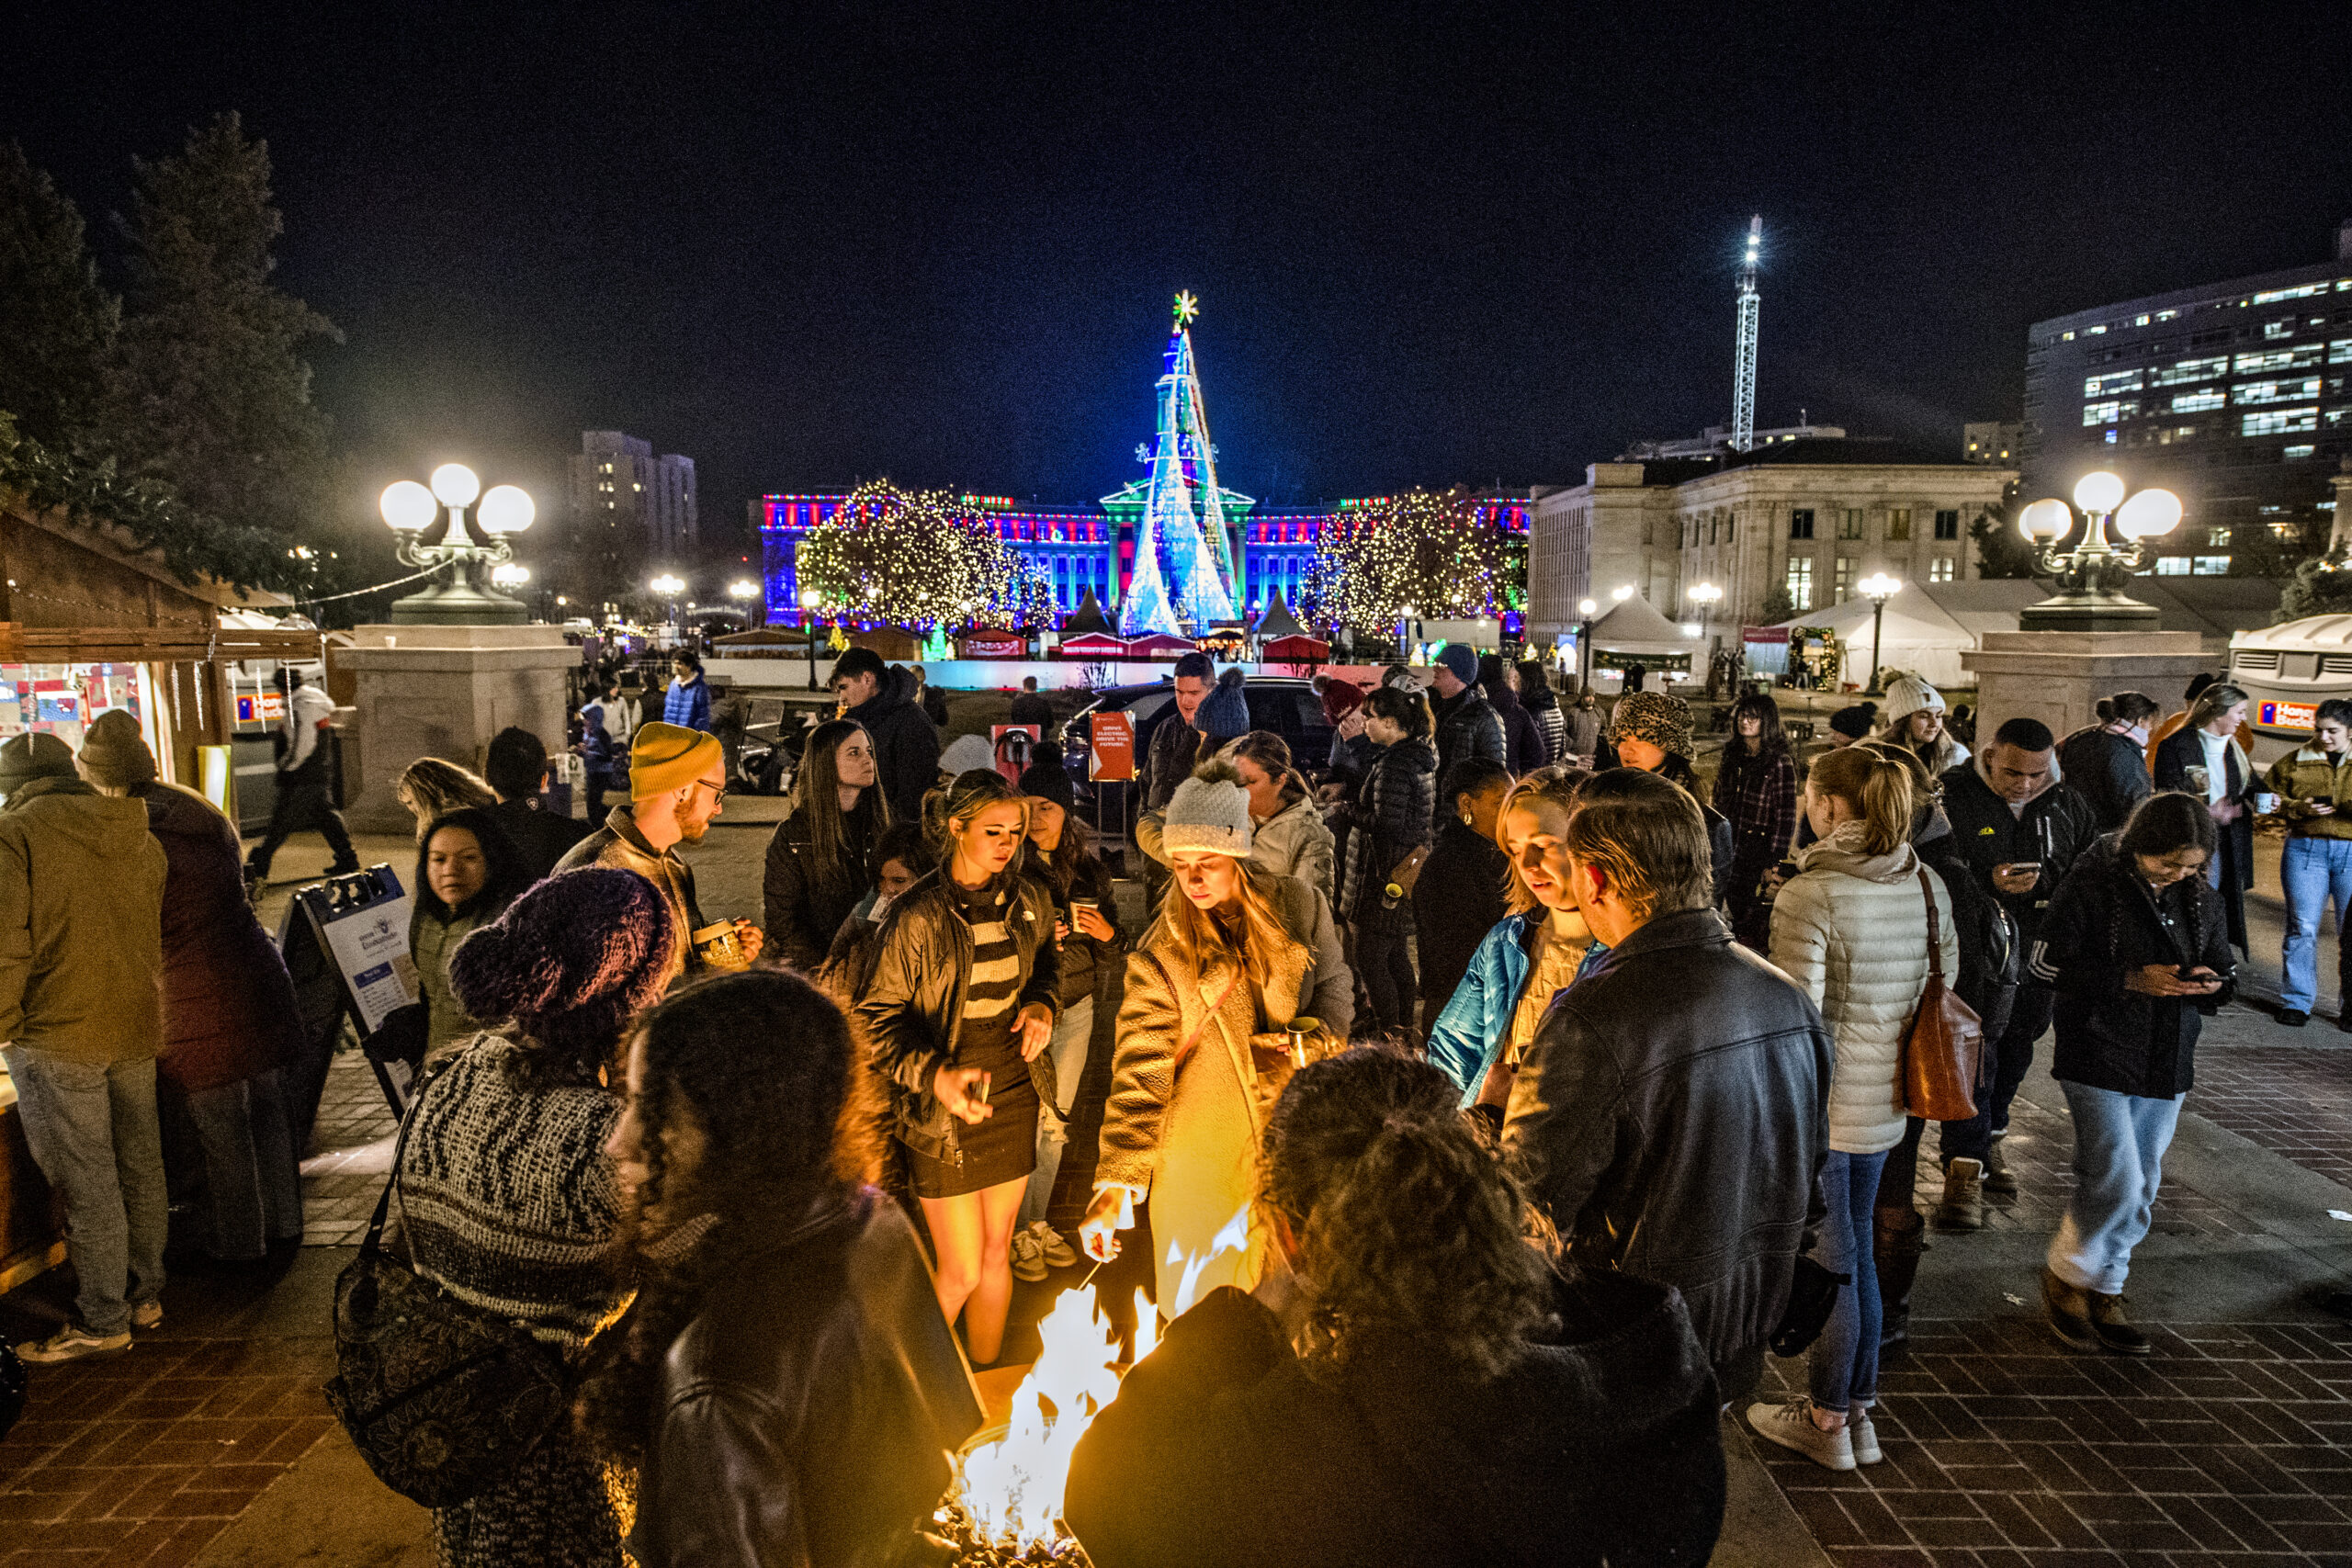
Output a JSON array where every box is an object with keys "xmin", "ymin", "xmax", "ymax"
[
  {"xmin": 1687, "ymin": 581, "xmax": 1724, "ymax": 694},
  {"xmin": 727, "ymin": 579, "xmax": 761, "ymax": 632},
  {"xmin": 650, "ymin": 573, "xmax": 685, "ymax": 640},
  {"xmin": 800, "ymin": 588, "xmax": 821, "ymax": 692},
  {"xmin": 379, "ymin": 464, "xmax": 535, "ymax": 625},
  {"xmin": 1576, "ymin": 597, "xmax": 1598, "ymax": 692},
  {"xmin": 1858, "ymin": 572, "xmax": 1901, "ymax": 694},
  {"xmin": 1399, "ymin": 602, "xmax": 1423, "ymax": 663},
  {"xmin": 2015, "ymin": 470, "xmax": 2185, "ymax": 631}
]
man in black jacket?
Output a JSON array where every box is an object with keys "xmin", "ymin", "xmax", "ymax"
[
  {"xmin": 481, "ymin": 726, "xmax": 592, "ymax": 879},
  {"xmin": 1935, "ymin": 716, "xmax": 2101, "ymax": 1224},
  {"xmin": 1507, "ymin": 769, "xmax": 1830, "ymax": 1402},
  {"xmin": 831, "ymin": 648, "xmax": 942, "ymax": 825},
  {"xmin": 1430, "ymin": 643, "xmax": 1506, "ymax": 798},
  {"xmin": 1131, "ymin": 652, "xmax": 1216, "ymax": 899}
]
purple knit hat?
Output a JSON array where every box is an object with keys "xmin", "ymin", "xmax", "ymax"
[{"xmin": 448, "ymin": 866, "xmax": 677, "ymax": 1055}]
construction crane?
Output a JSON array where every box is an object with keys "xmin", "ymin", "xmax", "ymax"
[{"xmin": 1730, "ymin": 215, "xmax": 1761, "ymax": 454}]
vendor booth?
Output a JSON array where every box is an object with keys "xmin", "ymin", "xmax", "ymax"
[
  {"xmin": 1766, "ymin": 590, "xmax": 1980, "ymax": 690},
  {"xmin": 1587, "ymin": 594, "xmax": 1704, "ymax": 688}
]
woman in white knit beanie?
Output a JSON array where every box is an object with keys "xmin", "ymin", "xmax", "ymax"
[{"xmin": 1874, "ymin": 672, "xmax": 1970, "ymax": 777}]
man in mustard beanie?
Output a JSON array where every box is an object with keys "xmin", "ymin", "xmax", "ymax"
[{"xmin": 555, "ymin": 721, "xmax": 762, "ymax": 983}]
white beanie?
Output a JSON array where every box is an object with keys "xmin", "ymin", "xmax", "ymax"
[
  {"xmin": 1161, "ymin": 759, "xmax": 1253, "ymax": 858},
  {"xmin": 938, "ymin": 734, "xmax": 995, "ymax": 775},
  {"xmin": 1879, "ymin": 672, "xmax": 1945, "ymax": 726}
]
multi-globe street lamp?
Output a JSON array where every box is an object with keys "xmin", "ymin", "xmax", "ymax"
[
  {"xmin": 1858, "ymin": 572, "xmax": 1901, "ymax": 694},
  {"xmin": 2015, "ymin": 469, "xmax": 2185, "ymax": 631},
  {"xmin": 379, "ymin": 464, "xmax": 535, "ymax": 625},
  {"xmin": 650, "ymin": 573, "xmax": 685, "ymax": 634},
  {"xmin": 1576, "ymin": 597, "xmax": 1599, "ymax": 693}
]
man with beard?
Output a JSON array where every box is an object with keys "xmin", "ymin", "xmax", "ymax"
[{"xmin": 557, "ymin": 721, "xmax": 763, "ymax": 986}]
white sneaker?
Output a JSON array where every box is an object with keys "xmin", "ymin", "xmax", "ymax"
[
  {"xmin": 1010, "ymin": 1226, "xmax": 1047, "ymax": 1283},
  {"xmin": 1034, "ymin": 1221, "xmax": 1077, "ymax": 1269},
  {"xmin": 1747, "ymin": 1397, "xmax": 1856, "ymax": 1472},
  {"xmin": 17, "ymin": 1324, "xmax": 132, "ymax": 1364},
  {"xmin": 1849, "ymin": 1404, "xmax": 1883, "ymax": 1464}
]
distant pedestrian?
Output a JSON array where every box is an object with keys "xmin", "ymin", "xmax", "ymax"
[
  {"xmin": 2033, "ymin": 793, "xmax": 2230, "ymax": 1357},
  {"xmin": 2152, "ymin": 681, "xmax": 2256, "ymax": 955},
  {"xmin": 662, "ymin": 651, "xmax": 712, "ymax": 733},
  {"xmin": 1, "ymin": 733, "xmax": 169, "ymax": 1363},
  {"xmin": 78, "ymin": 713, "xmax": 304, "ymax": 1267},
  {"xmin": 2264, "ymin": 698, "xmax": 2352, "ymax": 1026},
  {"xmin": 410, "ymin": 807, "xmax": 534, "ymax": 1059},
  {"xmin": 1336, "ymin": 686, "xmax": 1437, "ymax": 1032},
  {"xmin": 243, "ymin": 666, "xmax": 357, "ymax": 886},
  {"xmin": 1826, "ymin": 703, "xmax": 1878, "ymax": 748},
  {"xmin": 1008, "ymin": 675, "xmax": 1055, "ymax": 735},
  {"xmin": 576, "ymin": 681, "xmax": 622, "ymax": 818},
  {"xmin": 482, "ymin": 726, "xmax": 591, "ymax": 878},
  {"xmin": 1479, "ymin": 653, "xmax": 1546, "ymax": 775},
  {"xmin": 396, "ymin": 867, "xmax": 677, "ymax": 1565},
  {"xmin": 1411, "ymin": 755, "xmax": 1514, "ymax": 1034},
  {"xmin": 1713, "ymin": 692, "xmax": 1800, "ymax": 951},
  {"xmin": 1518, "ymin": 658, "xmax": 1566, "ymax": 763},
  {"xmin": 911, "ymin": 663, "xmax": 951, "ymax": 727},
  {"xmin": 393, "ymin": 756, "xmax": 497, "ymax": 840},
  {"xmin": 707, "ymin": 682, "xmax": 749, "ymax": 785},
  {"xmin": 1563, "ymin": 685, "xmax": 1603, "ymax": 765},
  {"xmin": 2057, "ymin": 693, "xmax": 2158, "ymax": 831},
  {"xmin": 831, "ymin": 647, "xmax": 944, "ymax": 825}
]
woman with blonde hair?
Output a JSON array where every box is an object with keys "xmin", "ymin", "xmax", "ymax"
[
  {"xmin": 858, "ymin": 769, "xmax": 1059, "ymax": 1364},
  {"xmin": 1079, "ymin": 761, "xmax": 1352, "ymax": 1305},
  {"xmin": 394, "ymin": 756, "xmax": 498, "ymax": 840},
  {"xmin": 1425, "ymin": 767, "xmax": 1605, "ymax": 1117},
  {"xmin": 1752, "ymin": 744, "xmax": 1956, "ymax": 1472}
]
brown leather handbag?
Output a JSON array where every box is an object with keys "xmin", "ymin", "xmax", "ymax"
[{"xmin": 1901, "ymin": 867, "xmax": 1983, "ymax": 1122}]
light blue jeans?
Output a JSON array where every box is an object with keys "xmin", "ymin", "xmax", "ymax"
[
  {"xmin": 1020, "ymin": 997, "xmax": 1091, "ymax": 1231},
  {"xmin": 1810, "ymin": 1150, "xmax": 1887, "ymax": 1411},
  {"xmin": 2048, "ymin": 1079, "xmax": 2183, "ymax": 1296},
  {"xmin": 4, "ymin": 1047, "xmax": 168, "ymax": 1337},
  {"xmin": 2278, "ymin": 835, "xmax": 2352, "ymax": 1011}
]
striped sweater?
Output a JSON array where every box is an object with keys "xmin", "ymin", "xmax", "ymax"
[{"xmin": 394, "ymin": 1035, "xmax": 628, "ymax": 1351}]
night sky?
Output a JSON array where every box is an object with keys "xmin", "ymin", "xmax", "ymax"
[{"xmin": 6, "ymin": 2, "xmax": 2348, "ymax": 558}]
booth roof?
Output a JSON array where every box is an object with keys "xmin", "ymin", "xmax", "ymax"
[{"xmin": 1590, "ymin": 592, "xmax": 1704, "ymax": 655}]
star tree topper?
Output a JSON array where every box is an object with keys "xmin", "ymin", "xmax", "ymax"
[{"xmin": 1173, "ymin": 289, "xmax": 1200, "ymax": 327}]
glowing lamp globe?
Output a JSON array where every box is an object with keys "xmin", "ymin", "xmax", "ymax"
[
  {"xmin": 1680, "ymin": 623, "xmax": 1702, "ymax": 637},
  {"xmin": 2115, "ymin": 487, "xmax": 2184, "ymax": 540},
  {"xmin": 491, "ymin": 564, "xmax": 529, "ymax": 588},
  {"xmin": 2072, "ymin": 470, "xmax": 2127, "ymax": 516},
  {"xmin": 1577, "ymin": 598, "xmax": 1598, "ymax": 616},
  {"xmin": 728, "ymin": 580, "xmax": 758, "ymax": 601},
  {"xmin": 1859, "ymin": 573, "xmax": 1901, "ymax": 601},
  {"xmin": 379, "ymin": 480, "xmax": 437, "ymax": 533},
  {"xmin": 650, "ymin": 573, "xmax": 684, "ymax": 597},
  {"xmin": 430, "ymin": 464, "xmax": 481, "ymax": 509},
  {"xmin": 2018, "ymin": 499, "xmax": 2074, "ymax": 542},
  {"xmin": 1612, "ymin": 584, "xmax": 1635, "ymax": 602},
  {"xmin": 476, "ymin": 484, "xmax": 535, "ymax": 535}
]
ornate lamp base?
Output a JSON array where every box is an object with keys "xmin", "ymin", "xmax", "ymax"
[
  {"xmin": 389, "ymin": 580, "xmax": 530, "ymax": 626},
  {"xmin": 2017, "ymin": 591, "xmax": 2163, "ymax": 633}
]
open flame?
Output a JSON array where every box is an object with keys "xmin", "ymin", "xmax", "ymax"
[{"xmin": 952, "ymin": 1213, "xmax": 1247, "ymax": 1554}]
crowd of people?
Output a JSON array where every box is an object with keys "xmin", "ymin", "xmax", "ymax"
[{"xmin": 0, "ymin": 643, "xmax": 2294, "ymax": 1564}]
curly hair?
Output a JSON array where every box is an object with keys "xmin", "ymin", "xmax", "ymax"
[
  {"xmin": 576, "ymin": 969, "xmax": 871, "ymax": 1464},
  {"xmin": 1261, "ymin": 1045, "xmax": 1556, "ymax": 1382}
]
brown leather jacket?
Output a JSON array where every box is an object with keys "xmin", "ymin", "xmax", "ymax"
[{"xmin": 629, "ymin": 1190, "xmax": 983, "ymax": 1568}]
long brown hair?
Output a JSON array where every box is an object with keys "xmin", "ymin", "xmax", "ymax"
[
  {"xmin": 789, "ymin": 719, "xmax": 889, "ymax": 884},
  {"xmin": 1162, "ymin": 862, "xmax": 1295, "ymax": 1012},
  {"xmin": 922, "ymin": 768, "xmax": 1024, "ymax": 883}
]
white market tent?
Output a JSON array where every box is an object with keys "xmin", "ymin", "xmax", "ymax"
[
  {"xmin": 1588, "ymin": 593, "xmax": 1707, "ymax": 686},
  {"xmin": 1768, "ymin": 590, "xmax": 1979, "ymax": 688}
]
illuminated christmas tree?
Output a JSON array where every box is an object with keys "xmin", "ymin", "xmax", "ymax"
[
  {"xmin": 1122, "ymin": 291, "xmax": 1243, "ymax": 637},
  {"xmin": 797, "ymin": 480, "xmax": 1054, "ymax": 628},
  {"xmin": 1307, "ymin": 489, "xmax": 1512, "ymax": 631}
]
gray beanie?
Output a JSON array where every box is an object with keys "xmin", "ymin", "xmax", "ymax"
[
  {"xmin": 938, "ymin": 733, "xmax": 995, "ymax": 775},
  {"xmin": 1161, "ymin": 758, "xmax": 1253, "ymax": 858}
]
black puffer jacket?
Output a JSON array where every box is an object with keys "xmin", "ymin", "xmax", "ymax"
[
  {"xmin": 629, "ymin": 1190, "xmax": 984, "ymax": 1568},
  {"xmin": 2056, "ymin": 726, "xmax": 2154, "ymax": 833},
  {"xmin": 2030, "ymin": 836, "xmax": 2233, "ymax": 1100},
  {"xmin": 761, "ymin": 797, "xmax": 882, "ymax": 974},
  {"xmin": 1433, "ymin": 691, "xmax": 1507, "ymax": 787},
  {"xmin": 1339, "ymin": 738, "xmax": 1437, "ymax": 920},
  {"xmin": 1938, "ymin": 761, "xmax": 2100, "ymax": 950},
  {"xmin": 1066, "ymin": 1268, "xmax": 1724, "ymax": 1568},
  {"xmin": 854, "ymin": 869, "xmax": 1061, "ymax": 1163},
  {"xmin": 1411, "ymin": 815, "xmax": 1511, "ymax": 1031},
  {"xmin": 843, "ymin": 666, "xmax": 942, "ymax": 825},
  {"xmin": 1508, "ymin": 908, "xmax": 1830, "ymax": 1371}
]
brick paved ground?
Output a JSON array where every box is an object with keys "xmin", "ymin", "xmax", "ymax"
[
  {"xmin": 298, "ymin": 1051, "xmax": 398, "ymax": 1247},
  {"xmin": 0, "ymin": 1337, "xmax": 337, "ymax": 1567},
  {"xmin": 2190, "ymin": 1046, "xmax": 2352, "ymax": 1191}
]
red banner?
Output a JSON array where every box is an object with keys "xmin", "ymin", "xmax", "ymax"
[{"xmin": 1090, "ymin": 709, "xmax": 1136, "ymax": 781}]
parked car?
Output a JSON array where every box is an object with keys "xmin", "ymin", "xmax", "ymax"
[{"xmin": 1061, "ymin": 676, "xmax": 1336, "ymax": 829}]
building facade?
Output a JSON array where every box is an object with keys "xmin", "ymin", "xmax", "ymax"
[
  {"xmin": 1963, "ymin": 422, "xmax": 2022, "ymax": 466},
  {"xmin": 2021, "ymin": 222, "xmax": 2352, "ymax": 575},
  {"xmin": 1528, "ymin": 442, "xmax": 2015, "ymax": 643},
  {"xmin": 566, "ymin": 431, "xmax": 698, "ymax": 605}
]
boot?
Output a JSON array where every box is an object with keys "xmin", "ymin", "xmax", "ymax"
[
  {"xmin": 1981, "ymin": 1134, "xmax": 2018, "ymax": 1198},
  {"xmin": 2086, "ymin": 1292, "xmax": 2152, "ymax": 1356},
  {"xmin": 2041, "ymin": 1268, "xmax": 2097, "ymax": 1350},
  {"xmin": 1935, "ymin": 1157, "xmax": 1984, "ymax": 1232},
  {"xmin": 1874, "ymin": 1206, "xmax": 1926, "ymax": 1354}
]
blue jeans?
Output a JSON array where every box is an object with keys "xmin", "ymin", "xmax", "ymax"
[
  {"xmin": 1811, "ymin": 1149, "xmax": 1887, "ymax": 1411},
  {"xmin": 1020, "ymin": 997, "xmax": 1091, "ymax": 1230},
  {"xmin": 2278, "ymin": 836, "xmax": 2352, "ymax": 1011},
  {"xmin": 2048, "ymin": 1079, "xmax": 2182, "ymax": 1295},
  {"xmin": 185, "ymin": 1069, "xmax": 304, "ymax": 1259},
  {"xmin": 4, "ymin": 1047, "xmax": 169, "ymax": 1337}
]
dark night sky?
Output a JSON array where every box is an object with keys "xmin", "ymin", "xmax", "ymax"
[{"xmin": 6, "ymin": 1, "xmax": 2348, "ymax": 559}]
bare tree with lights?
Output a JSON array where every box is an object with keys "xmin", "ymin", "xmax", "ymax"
[{"xmin": 796, "ymin": 479, "xmax": 1055, "ymax": 630}]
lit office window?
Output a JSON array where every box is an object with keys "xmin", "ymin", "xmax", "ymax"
[
  {"xmin": 2235, "ymin": 345, "xmax": 2323, "ymax": 374},
  {"xmin": 2234, "ymin": 378, "xmax": 2323, "ymax": 406},
  {"xmin": 2242, "ymin": 408, "xmax": 2319, "ymax": 435},
  {"xmin": 2152, "ymin": 355, "xmax": 2231, "ymax": 385},
  {"xmin": 2333, "ymin": 338, "xmax": 2352, "ymax": 364},
  {"xmin": 2286, "ymin": 445, "xmax": 2318, "ymax": 458},
  {"xmin": 1786, "ymin": 558, "xmax": 1814, "ymax": 611},
  {"xmin": 2170, "ymin": 390, "xmax": 2225, "ymax": 413},
  {"xmin": 1834, "ymin": 558, "xmax": 1855, "ymax": 603},
  {"xmin": 2084, "ymin": 370, "xmax": 2143, "ymax": 397},
  {"xmin": 2208, "ymin": 526, "xmax": 2233, "ymax": 547},
  {"xmin": 2083, "ymin": 400, "xmax": 2132, "ymax": 425},
  {"xmin": 2192, "ymin": 557, "xmax": 2232, "ymax": 575},
  {"xmin": 1928, "ymin": 555, "xmax": 1955, "ymax": 582},
  {"xmin": 2154, "ymin": 556, "xmax": 2190, "ymax": 576}
]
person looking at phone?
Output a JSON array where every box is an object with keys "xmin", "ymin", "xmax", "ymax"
[
  {"xmin": 2262, "ymin": 698, "xmax": 2352, "ymax": 1027},
  {"xmin": 2029, "ymin": 792, "xmax": 2232, "ymax": 1357},
  {"xmin": 1932, "ymin": 716, "xmax": 2100, "ymax": 1227},
  {"xmin": 2152, "ymin": 682, "xmax": 2257, "ymax": 959}
]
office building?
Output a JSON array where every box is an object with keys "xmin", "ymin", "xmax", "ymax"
[
  {"xmin": 1963, "ymin": 422, "xmax": 2022, "ymax": 466},
  {"xmin": 566, "ymin": 432, "xmax": 698, "ymax": 604},
  {"xmin": 2021, "ymin": 220, "xmax": 2352, "ymax": 575}
]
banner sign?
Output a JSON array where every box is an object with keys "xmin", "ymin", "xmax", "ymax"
[{"xmin": 1090, "ymin": 710, "xmax": 1136, "ymax": 781}]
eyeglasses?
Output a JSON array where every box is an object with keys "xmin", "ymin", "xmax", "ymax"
[{"xmin": 695, "ymin": 778, "xmax": 728, "ymax": 803}]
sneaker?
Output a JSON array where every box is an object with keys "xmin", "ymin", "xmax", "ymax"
[
  {"xmin": 1034, "ymin": 1221, "xmax": 1077, "ymax": 1269},
  {"xmin": 130, "ymin": 1301, "xmax": 163, "ymax": 1331},
  {"xmin": 1849, "ymin": 1404, "xmax": 1883, "ymax": 1465},
  {"xmin": 1935, "ymin": 1157, "xmax": 1984, "ymax": 1231},
  {"xmin": 15, "ymin": 1324, "xmax": 132, "ymax": 1363},
  {"xmin": 2086, "ymin": 1292, "xmax": 2152, "ymax": 1356},
  {"xmin": 2280, "ymin": 1008, "xmax": 2310, "ymax": 1027},
  {"xmin": 1010, "ymin": 1227, "xmax": 1047, "ymax": 1283},
  {"xmin": 2042, "ymin": 1268, "xmax": 2098, "ymax": 1350},
  {"xmin": 1981, "ymin": 1137, "xmax": 2018, "ymax": 1198},
  {"xmin": 1747, "ymin": 1397, "xmax": 1855, "ymax": 1472}
]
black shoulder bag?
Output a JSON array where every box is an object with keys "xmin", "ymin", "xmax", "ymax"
[{"xmin": 323, "ymin": 1065, "xmax": 571, "ymax": 1507}]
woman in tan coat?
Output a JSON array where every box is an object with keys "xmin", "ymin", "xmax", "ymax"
[{"xmin": 1079, "ymin": 761, "xmax": 1352, "ymax": 1307}]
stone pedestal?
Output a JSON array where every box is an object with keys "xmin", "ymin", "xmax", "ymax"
[
  {"xmin": 333, "ymin": 624, "xmax": 580, "ymax": 833},
  {"xmin": 1962, "ymin": 631, "xmax": 2210, "ymax": 744}
]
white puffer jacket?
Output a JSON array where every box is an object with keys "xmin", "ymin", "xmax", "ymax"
[{"xmin": 1769, "ymin": 823, "xmax": 1957, "ymax": 1155}]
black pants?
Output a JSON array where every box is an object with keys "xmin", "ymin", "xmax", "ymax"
[
  {"xmin": 585, "ymin": 772, "xmax": 611, "ymax": 819},
  {"xmin": 245, "ymin": 772, "xmax": 356, "ymax": 879},
  {"xmin": 1939, "ymin": 983, "xmax": 2052, "ymax": 1166},
  {"xmin": 1354, "ymin": 903, "xmax": 1419, "ymax": 1034}
]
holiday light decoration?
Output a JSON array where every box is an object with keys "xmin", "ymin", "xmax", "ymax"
[
  {"xmin": 797, "ymin": 479, "xmax": 1055, "ymax": 629},
  {"xmin": 1123, "ymin": 291, "xmax": 1242, "ymax": 637},
  {"xmin": 1306, "ymin": 488, "xmax": 1513, "ymax": 630}
]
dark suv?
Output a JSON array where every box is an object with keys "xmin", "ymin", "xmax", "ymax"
[{"xmin": 1062, "ymin": 676, "xmax": 1336, "ymax": 826}]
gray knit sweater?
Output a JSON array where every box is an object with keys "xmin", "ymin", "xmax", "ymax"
[{"xmin": 395, "ymin": 1035, "xmax": 628, "ymax": 1351}]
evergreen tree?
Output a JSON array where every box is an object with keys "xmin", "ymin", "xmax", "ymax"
[
  {"xmin": 1758, "ymin": 582, "xmax": 1796, "ymax": 624},
  {"xmin": 2277, "ymin": 550, "xmax": 2352, "ymax": 623},
  {"xmin": 0, "ymin": 142, "xmax": 119, "ymax": 447},
  {"xmin": 104, "ymin": 113, "xmax": 340, "ymax": 544},
  {"xmin": 1306, "ymin": 488, "xmax": 1512, "ymax": 630},
  {"xmin": 797, "ymin": 479, "xmax": 1055, "ymax": 628},
  {"xmin": 1968, "ymin": 495, "xmax": 2041, "ymax": 580}
]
